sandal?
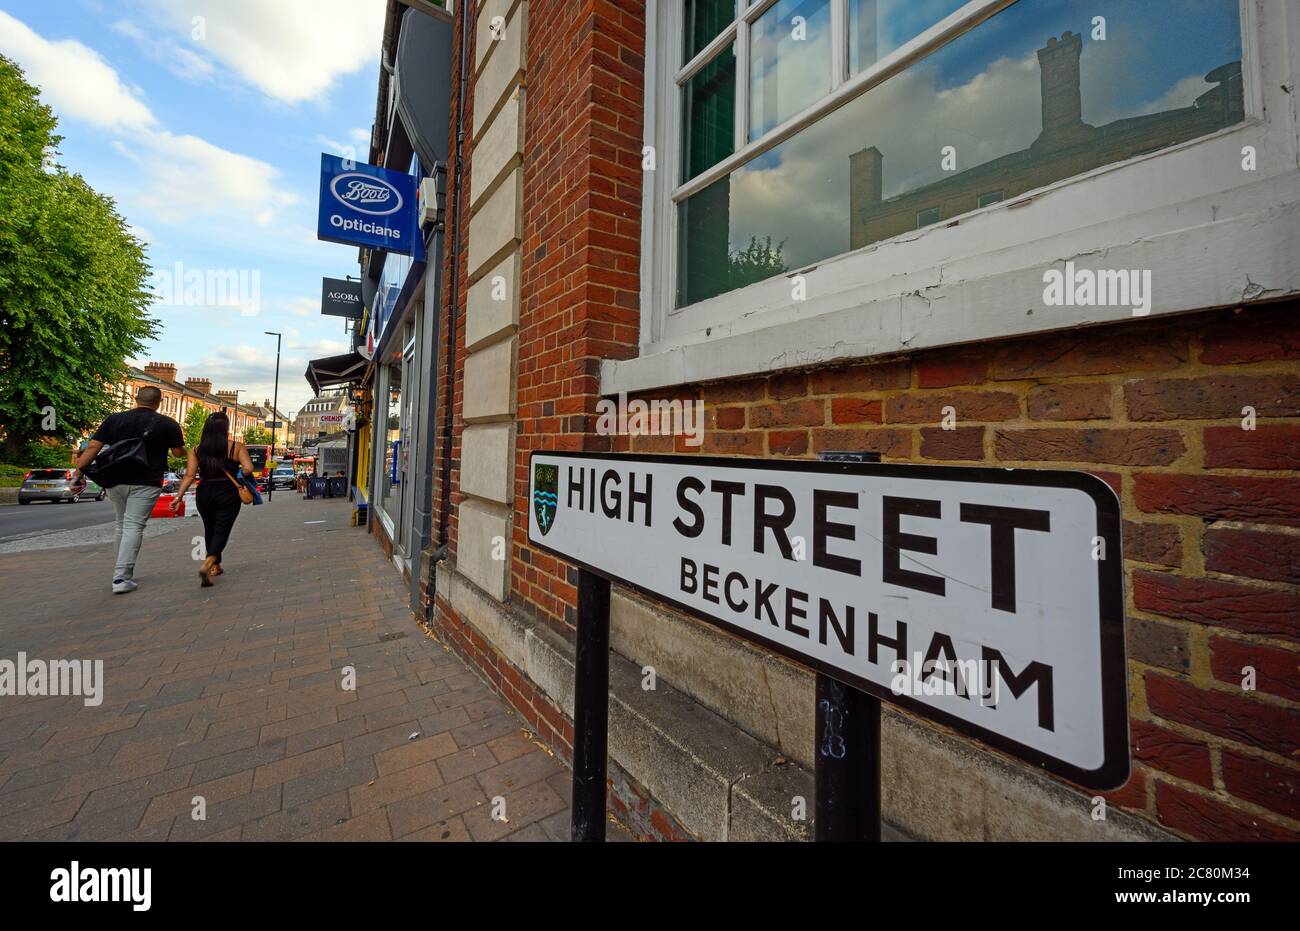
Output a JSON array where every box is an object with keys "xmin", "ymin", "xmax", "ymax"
[{"xmin": 199, "ymin": 556, "xmax": 215, "ymax": 587}]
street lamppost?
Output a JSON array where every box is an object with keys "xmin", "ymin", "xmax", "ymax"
[{"xmin": 265, "ymin": 331, "xmax": 281, "ymax": 501}]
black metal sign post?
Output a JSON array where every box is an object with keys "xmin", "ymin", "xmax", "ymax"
[
  {"xmin": 815, "ymin": 674, "xmax": 881, "ymax": 841},
  {"xmin": 571, "ymin": 568, "xmax": 610, "ymax": 842},
  {"xmin": 815, "ymin": 450, "xmax": 882, "ymax": 842},
  {"xmin": 566, "ymin": 572, "xmax": 882, "ymax": 843}
]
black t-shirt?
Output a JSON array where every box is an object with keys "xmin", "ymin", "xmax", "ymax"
[{"xmin": 90, "ymin": 409, "xmax": 184, "ymax": 487}]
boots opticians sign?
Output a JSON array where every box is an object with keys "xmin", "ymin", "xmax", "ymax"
[
  {"xmin": 528, "ymin": 452, "xmax": 1128, "ymax": 789},
  {"xmin": 317, "ymin": 154, "xmax": 418, "ymax": 254}
]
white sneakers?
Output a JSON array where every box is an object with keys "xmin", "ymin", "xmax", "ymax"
[{"xmin": 111, "ymin": 578, "xmax": 139, "ymax": 594}]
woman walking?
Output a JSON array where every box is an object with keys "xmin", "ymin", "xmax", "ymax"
[{"xmin": 171, "ymin": 413, "xmax": 254, "ymax": 586}]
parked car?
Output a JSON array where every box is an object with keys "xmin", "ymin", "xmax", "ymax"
[
  {"xmin": 18, "ymin": 469, "xmax": 106, "ymax": 504},
  {"xmin": 270, "ymin": 467, "xmax": 296, "ymax": 490}
]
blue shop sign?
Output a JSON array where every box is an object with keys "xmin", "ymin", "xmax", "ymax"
[{"xmin": 317, "ymin": 154, "xmax": 419, "ymax": 255}]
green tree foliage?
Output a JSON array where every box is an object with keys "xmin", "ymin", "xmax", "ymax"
[
  {"xmin": 170, "ymin": 405, "xmax": 210, "ymax": 472},
  {"xmin": 243, "ymin": 426, "xmax": 272, "ymax": 446},
  {"xmin": 0, "ymin": 55, "xmax": 158, "ymax": 464},
  {"xmin": 182, "ymin": 404, "xmax": 210, "ymax": 449},
  {"xmin": 728, "ymin": 235, "xmax": 788, "ymax": 291},
  {"xmin": 20, "ymin": 441, "xmax": 71, "ymax": 469}
]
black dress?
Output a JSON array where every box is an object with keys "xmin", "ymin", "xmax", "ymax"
[{"xmin": 196, "ymin": 441, "xmax": 244, "ymax": 564}]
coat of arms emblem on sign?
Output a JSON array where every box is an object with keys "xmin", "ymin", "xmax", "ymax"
[{"xmin": 533, "ymin": 462, "xmax": 558, "ymax": 536}]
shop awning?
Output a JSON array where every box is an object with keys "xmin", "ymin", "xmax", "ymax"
[{"xmin": 305, "ymin": 351, "xmax": 368, "ymax": 395}]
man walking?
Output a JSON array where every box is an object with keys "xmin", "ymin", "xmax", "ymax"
[{"xmin": 72, "ymin": 386, "xmax": 186, "ymax": 593}]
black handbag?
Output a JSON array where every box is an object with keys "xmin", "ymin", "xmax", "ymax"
[{"xmin": 83, "ymin": 418, "xmax": 156, "ymax": 488}]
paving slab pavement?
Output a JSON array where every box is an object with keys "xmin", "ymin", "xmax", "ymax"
[{"xmin": 0, "ymin": 493, "xmax": 615, "ymax": 842}]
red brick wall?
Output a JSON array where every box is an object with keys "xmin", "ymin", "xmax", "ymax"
[{"xmin": 512, "ymin": 0, "xmax": 646, "ymax": 633}]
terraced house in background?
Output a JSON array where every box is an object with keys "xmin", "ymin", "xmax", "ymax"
[
  {"xmin": 110, "ymin": 363, "xmax": 267, "ymax": 441},
  {"xmin": 324, "ymin": 0, "xmax": 1299, "ymax": 843}
]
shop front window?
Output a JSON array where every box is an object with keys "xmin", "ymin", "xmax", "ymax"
[
  {"xmin": 398, "ymin": 329, "xmax": 418, "ymax": 557},
  {"xmin": 380, "ymin": 362, "xmax": 402, "ymax": 523}
]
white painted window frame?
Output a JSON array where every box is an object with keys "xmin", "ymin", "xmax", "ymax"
[
  {"xmin": 397, "ymin": 0, "xmax": 455, "ymax": 19},
  {"xmin": 617, "ymin": 0, "xmax": 1300, "ymax": 395}
]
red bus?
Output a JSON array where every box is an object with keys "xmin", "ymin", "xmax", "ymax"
[{"xmin": 245, "ymin": 444, "xmax": 272, "ymax": 489}]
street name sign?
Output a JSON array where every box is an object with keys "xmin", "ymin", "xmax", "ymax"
[{"xmin": 528, "ymin": 451, "xmax": 1128, "ymax": 789}]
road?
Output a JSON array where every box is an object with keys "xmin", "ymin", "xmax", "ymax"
[{"xmin": 0, "ymin": 498, "xmax": 117, "ymax": 543}]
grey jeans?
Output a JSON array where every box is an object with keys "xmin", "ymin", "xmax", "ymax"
[{"xmin": 108, "ymin": 484, "xmax": 162, "ymax": 581}]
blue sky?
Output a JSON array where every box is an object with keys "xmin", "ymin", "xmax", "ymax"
[{"xmin": 0, "ymin": 0, "xmax": 389, "ymax": 416}]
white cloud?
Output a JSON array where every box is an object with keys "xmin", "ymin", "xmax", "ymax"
[
  {"xmin": 110, "ymin": 18, "xmax": 216, "ymax": 83},
  {"xmin": 140, "ymin": 0, "xmax": 385, "ymax": 104},
  {"xmin": 315, "ymin": 134, "xmax": 363, "ymax": 160},
  {"xmin": 0, "ymin": 11, "xmax": 300, "ymax": 230},
  {"xmin": 183, "ymin": 343, "xmax": 321, "ymax": 415},
  {"xmin": 292, "ymin": 337, "xmax": 348, "ymax": 356},
  {"xmin": 116, "ymin": 130, "xmax": 299, "ymax": 226},
  {"xmin": 317, "ymin": 127, "xmax": 372, "ymax": 155},
  {"xmin": 0, "ymin": 10, "xmax": 155, "ymax": 131},
  {"xmin": 288, "ymin": 297, "xmax": 318, "ymax": 317},
  {"xmin": 125, "ymin": 223, "xmax": 155, "ymax": 248}
]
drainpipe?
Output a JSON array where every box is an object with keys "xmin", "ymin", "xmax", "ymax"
[{"xmin": 429, "ymin": 1, "xmax": 471, "ymax": 602}]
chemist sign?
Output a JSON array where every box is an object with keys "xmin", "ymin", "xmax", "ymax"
[
  {"xmin": 528, "ymin": 452, "xmax": 1128, "ymax": 789},
  {"xmin": 317, "ymin": 153, "xmax": 418, "ymax": 254}
]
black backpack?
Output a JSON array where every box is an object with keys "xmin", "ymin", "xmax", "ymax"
[{"xmin": 84, "ymin": 415, "xmax": 157, "ymax": 489}]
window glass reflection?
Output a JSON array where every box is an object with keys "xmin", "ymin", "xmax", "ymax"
[
  {"xmin": 380, "ymin": 365, "xmax": 402, "ymax": 517},
  {"xmin": 685, "ymin": 0, "xmax": 736, "ymax": 62},
  {"xmin": 848, "ymin": 0, "xmax": 969, "ymax": 74},
  {"xmin": 682, "ymin": 44, "xmax": 737, "ymax": 181},
  {"xmin": 749, "ymin": 0, "xmax": 832, "ymax": 140},
  {"xmin": 678, "ymin": 0, "xmax": 1244, "ymax": 307}
]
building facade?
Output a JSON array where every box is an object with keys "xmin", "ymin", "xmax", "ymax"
[
  {"xmin": 112, "ymin": 362, "xmax": 263, "ymax": 437},
  {"xmin": 293, "ymin": 392, "xmax": 350, "ymax": 447},
  {"xmin": 352, "ymin": 0, "xmax": 1299, "ymax": 843},
  {"xmin": 258, "ymin": 399, "xmax": 296, "ymax": 455}
]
